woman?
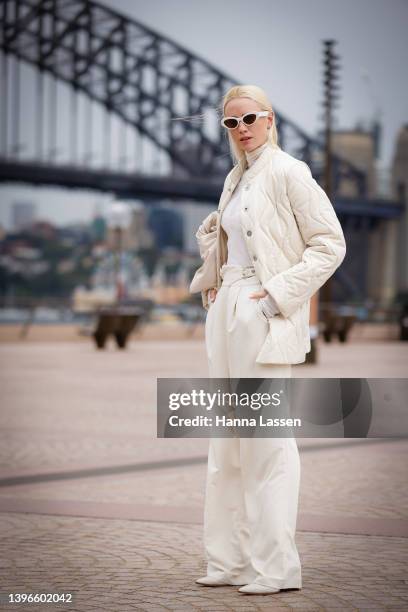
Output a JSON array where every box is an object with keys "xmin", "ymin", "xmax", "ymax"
[{"xmin": 191, "ymin": 85, "xmax": 346, "ymax": 595}]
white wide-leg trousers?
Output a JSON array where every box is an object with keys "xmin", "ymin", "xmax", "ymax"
[{"xmin": 203, "ymin": 263, "xmax": 302, "ymax": 590}]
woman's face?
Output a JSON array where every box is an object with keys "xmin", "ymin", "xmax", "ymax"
[{"xmin": 223, "ymin": 97, "xmax": 273, "ymax": 153}]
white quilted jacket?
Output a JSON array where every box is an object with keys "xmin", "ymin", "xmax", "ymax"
[{"xmin": 199, "ymin": 145, "xmax": 347, "ymax": 365}]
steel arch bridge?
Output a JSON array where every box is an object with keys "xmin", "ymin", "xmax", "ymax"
[{"xmin": 0, "ymin": 0, "xmax": 369, "ymax": 194}]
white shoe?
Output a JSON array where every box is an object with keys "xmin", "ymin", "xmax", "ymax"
[
  {"xmin": 238, "ymin": 583, "xmax": 280, "ymax": 595},
  {"xmin": 195, "ymin": 575, "xmax": 249, "ymax": 587}
]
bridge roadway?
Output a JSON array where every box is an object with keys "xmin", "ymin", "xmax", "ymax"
[{"xmin": 0, "ymin": 158, "xmax": 403, "ymax": 219}]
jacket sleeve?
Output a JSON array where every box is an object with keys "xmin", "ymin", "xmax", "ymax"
[
  {"xmin": 262, "ymin": 160, "xmax": 347, "ymax": 318},
  {"xmin": 260, "ymin": 293, "xmax": 281, "ymax": 317}
]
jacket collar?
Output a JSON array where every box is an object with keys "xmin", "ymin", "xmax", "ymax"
[{"xmin": 219, "ymin": 145, "xmax": 281, "ymax": 213}]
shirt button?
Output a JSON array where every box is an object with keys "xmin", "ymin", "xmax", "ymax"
[
  {"xmin": 253, "ymin": 255, "xmax": 258, "ymax": 261},
  {"xmin": 245, "ymin": 184, "xmax": 250, "ymax": 190},
  {"xmin": 244, "ymin": 207, "xmax": 248, "ymax": 211},
  {"xmin": 247, "ymin": 230, "xmax": 252, "ymax": 236}
]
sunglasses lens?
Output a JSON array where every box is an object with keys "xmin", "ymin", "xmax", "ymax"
[
  {"xmin": 243, "ymin": 113, "xmax": 257, "ymax": 125},
  {"xmin": 223, "ymin": 118, "xmax": 238, "ymax": 129}
]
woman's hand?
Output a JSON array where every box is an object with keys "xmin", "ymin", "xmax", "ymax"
[
  {"xmin": 248, "ymin": 289, "xmax": 268, "ymax": 300},
  {"xmin": 249, "ymin": 289, "xmax": 280, "ymax": 317},
  {"xmin": 208, "ymin": 287, "xmax": 218, "ymax": 303}
]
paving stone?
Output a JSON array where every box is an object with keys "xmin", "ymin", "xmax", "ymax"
[{"xmin": 1, "ymin": 341, "xmax": 408, "ymax": 610}]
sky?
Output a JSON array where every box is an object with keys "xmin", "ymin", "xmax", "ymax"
[
  {"xmin": 0, "ymin": 0, "xmax": 407, "ymax": 230},
  {"xmin": 105, "ymin": 0, "xmax": 406, "ymax": 166}
]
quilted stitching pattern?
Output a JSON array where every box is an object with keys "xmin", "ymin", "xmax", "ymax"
[
  {"xmin": 263, "ymin": 160, "xmax": 346, "ymax": 319},
  {"xmin": 193, "ymin": 147, "xmax": 346, "ymax": 363}
]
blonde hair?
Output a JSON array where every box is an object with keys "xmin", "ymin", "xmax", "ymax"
[
  {"xmin": 222, "ymin": 85, "xmax": 280, "ymax": 167},
  {"xmin": 170, "ymin": 84, "xmax": 280, "ymax": 168}
]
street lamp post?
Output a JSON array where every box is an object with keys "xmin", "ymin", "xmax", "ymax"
[
  {"xmin": 307, "ymin": 40, "xmax": 341, "ymax": 363},
  {"xmin": 88, "ymin": 200, "xmax": 144, "ymax": 351},
  {"xmin": 106, "ymin": 200, "xmax": 132, "ymax": 305},
  {"xmin": 321, "ymin": 39, "xmax": 341, "ymax": 337}
]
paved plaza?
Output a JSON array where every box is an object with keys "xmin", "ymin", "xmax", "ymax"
[{"xmin": 0, "ymin": 335, "xmax": 407, "ymax": 610}]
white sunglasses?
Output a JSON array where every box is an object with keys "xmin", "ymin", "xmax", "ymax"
[{"xmin": 221, "ymin": 110, "xmax": 270, "ymax": 130}]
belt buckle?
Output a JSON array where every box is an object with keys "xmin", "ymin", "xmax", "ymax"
[{"xmin": 242, "ymin": 267, "xmax": 253, "ymax": 278}]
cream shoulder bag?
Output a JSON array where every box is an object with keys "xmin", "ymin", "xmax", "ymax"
[{"xmin": 189, "ymin": 210, "xmax": 218, "ymax": 294}]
